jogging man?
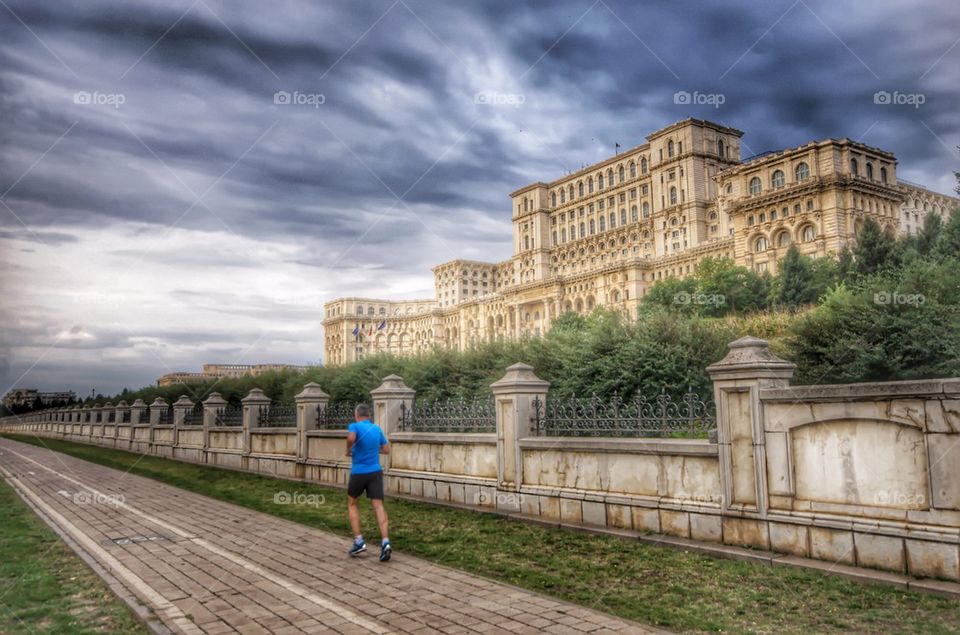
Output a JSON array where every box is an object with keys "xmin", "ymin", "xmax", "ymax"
[{"xmin": 345, "ymin": 403, "xmax": 391, "ymax": 561}]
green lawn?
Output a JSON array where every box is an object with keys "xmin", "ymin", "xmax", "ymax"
[
  {"xmin": 4, "ymin": 433, "xmax": 960, "ymax": 634},
  {"xmin": 0, "ymin": 468, "xmax": 146, "ymax": 634}
]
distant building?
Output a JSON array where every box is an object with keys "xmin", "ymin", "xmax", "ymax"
[
  {"xmin": 156, "ymin": 363, "xmax": 315, "ymax": 387},
  {"xmin": 3, "ymin": 388, "xmax": 77, "ymax": 409},
  {"xmin": 323, "ymin": 117, "xmax": 960, "ymax": 365}
]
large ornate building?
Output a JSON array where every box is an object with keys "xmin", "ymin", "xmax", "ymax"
[{"xmin": 323, "ymin": 118, "xmax": 957, "ymax": 365}]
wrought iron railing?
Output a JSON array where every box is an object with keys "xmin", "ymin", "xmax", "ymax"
[
  {"xmin": 107, "ymin": 411, "xmax": 116, "ymax": 423},
  {"xmin": 120, "ymin": 410, "xmax": 131, "ymax": 423},
  {"xmin": 531, "ymin": 390, "xmax": 715, "ymax": 438},
  {"xmin": 157, "ymin": 406, "xmax": 173, "ymax": 426},
  {"xmin": 183, "ymin": 402, "xmax": 204, "ymax": 426},
  {"xmin": 316, "ymin": 402, "xmax": 358, "ymax": 430},
  {"xmin": 214, "ymin": 404, "xmax": 243, "ymax": 427},
  {"xmin": 399, "ymin": 397, "xmax": 496, "ymax": 433},
  {"xmin": 257, "ymin": 403, "xmax": 296, "ymax": 428}
]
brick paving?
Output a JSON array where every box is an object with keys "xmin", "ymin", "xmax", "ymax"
[{"xmin": 0, "ymin": 438, "xmax": 658, "ymax": 634}]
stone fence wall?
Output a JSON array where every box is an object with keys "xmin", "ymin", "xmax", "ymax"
[{"xmin": 3, "ymin": 337, "xmax": 958, "ymax": 581}]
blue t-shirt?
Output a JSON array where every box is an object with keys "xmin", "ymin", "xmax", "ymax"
[{"xmin": 348, "ymin": 419, "xmax": 387, "ymax": 474}]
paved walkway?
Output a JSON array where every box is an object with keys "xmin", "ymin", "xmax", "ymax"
[{"xmin": 0, "ymin": 438, "xmax": 657, "ymax": 634}]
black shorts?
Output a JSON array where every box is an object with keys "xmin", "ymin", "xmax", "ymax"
[{"xmin": 347, "ymin": 470, "xmax": 384, "ymax": 500}]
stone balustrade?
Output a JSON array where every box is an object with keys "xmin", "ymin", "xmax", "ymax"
[{"xmin": 2, "ymin": 336, "xmax": 958, "ymax": 582}]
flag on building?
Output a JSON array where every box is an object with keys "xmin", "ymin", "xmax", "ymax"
[
  {"xmin": 352, "ymin": 324, "xmax": 359, "ymax": 337},
  {"xmin": 377, "ymin": 319, "xmax": 386, "ymax": 330}
]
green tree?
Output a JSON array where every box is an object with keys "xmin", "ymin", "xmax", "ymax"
[
  {"xmin": 916, "ymin": 212, "xmax": 943, "ymax": 256},
  {"xmin": 776, "ymin": 245, "xmax": 815, "ymax": 309},
  {"xmin": 933, "ymin": 209, "xmax": 960, "ymax": 260},
  {"xmin": 853, "ymin": 217, "xmax": 898, "ymax": 278}
]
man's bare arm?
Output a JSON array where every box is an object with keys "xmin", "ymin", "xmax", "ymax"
[{"xmin": 346, "ymin": 431, "xmax": 356, "ymax": 456}]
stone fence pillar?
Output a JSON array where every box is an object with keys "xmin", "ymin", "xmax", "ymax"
[
  {"xmin": 202, "ymin": 392, "xmax": 227, "ymax": 450},
  {"xmin": 130, "ymin": 399, "xmax": 148, "ymax": 426},
  {"xmin": 491, "ymin": 363, "xmax": 550, "ymax": 498},
  {"xmin": 295, "ymin": 383, "xmax": 329, "ymax": 463},
  {"xmin": 241, "ymin": 388, "xmax": 270, "ymax": 455},
  {"xmin": 148, "ymin": 397, "xmax": 165, "ymax": 426},
  {"xmin": 706, "ymin": 336, "xmax": 795, "ymax": 517},
  {"xmin": 173, "ymin": 395, "xmax": 193, "ymax": 427},
  {"xmin": 371, "ymin": 375, "xmax": 415, "ymax": 437}
]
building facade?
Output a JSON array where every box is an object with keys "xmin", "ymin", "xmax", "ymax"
[
  {"xmin": 156, "ymin": 363, "xmax": 314, "ymax": 387},
  {"xmin": 2, "ymin": 388, "xmax": 77, "ymax": 409},
  {"xmin": 323, "ymin": 118, "xmax": 958, "ymax": 365}
]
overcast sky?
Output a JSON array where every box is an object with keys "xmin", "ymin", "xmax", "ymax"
[{"xmin": 1, "ymin": 0, "xmax": 957, "ymax": 397}]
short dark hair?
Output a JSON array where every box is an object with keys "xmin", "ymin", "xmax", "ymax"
[{"xmin": 354, "ymin": 403, "xmax": 371, "ymax": 418}]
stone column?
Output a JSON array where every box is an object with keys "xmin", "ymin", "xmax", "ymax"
[
  {"xmin": 172, "ymin": 395, "xmax": 193, "ymax": 450},
  {"xmin": 202, "ymin": 392, "xmax": 227, "ymax": 452},
  {"xmin": 294, "ymin": 383, "xmax": 329, "ymax": 463},
  {"xmin": 706, "ymin": 336, "xmax": 795, "ymax": 517},
  {"xmin": 370, "ymin": 375, "xmax": 415, "ymax": 437},
  {"xmin": 130, "ymin": 399, "xmax": 148, "ymax": 425},
  {"xmin": 115, "ymin": 401, "xmax": 128, "ymax": 432},
  {"xmin": 148, "ymin": 397, "xmax": 166, "ymax": 448},
  {"xmin": 490, "ymin": 363, "xmax": 549, "ymax": 500},
  {"xmin": 241, "ymin": 388, "xmax": 270, "ymax": 456}
]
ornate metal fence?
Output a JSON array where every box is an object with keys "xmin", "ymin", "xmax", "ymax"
[
  {"xmin": 316, "ymin": 402, "xmax": 358, "ymax": 430},
  {"xmin": 214, "ymin": 404, "xmax": 243, "ymax": 427},
  {"xmin": 157, "ymin": 406, "xmax": 173, "ymax": 426},
  {"xmin": 121, "ymin": 410, "xmax": 131, "ymax": 423},
  {"xmin": 107, "ymin": 410, "xmax": 116, "ymax": 423},
  {"xmin": 398, "ymin": 397, "xmax": 496, "ymax": 433},
  {"xmin": 183, "ymin": 402, "xmax": 204, "ymax": 426},
  {"xmin": 257, "ymin": 403, "xmax": 296, "ymax": 428},
  {"xmin": 531, "ymin": 389, "xmax": 715, "ymax": 438}
]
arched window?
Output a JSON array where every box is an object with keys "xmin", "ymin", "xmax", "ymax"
[
  {"xmin": 367, "ymin": 306, "xmax": 375, "ymax": 316},
  {"xmin": 667, "ymin": 140, "xmax": 675, "ymax": 157},
  {"xmin": 597, "ymin": 173, "xmax": 604, "ymax": 189},
  {"xmin": 777, "ymin": 231, "xmax": 791, "ymax": 247},
  {"xmin": 609, "ymin": 212, "xmax": 616, "ymax": 228},
  {"xmin": 866, "ymin": 163, "xmax": 874, "ymax": 180},
  {"xmin": 568, "ymin": 185, "xmax": 574, "ymax": 199},
  {"xmin": 620, "ymin": 209, "xmax": 627, "ymax": 225},
  {"xmin": 551, "ymin": 192, "xmax": 556, "ymax": 207},
  {"xmin": 618, "ymin": 165, "xmax": 625, "ymax": 182},
  {"xmin": 579, "ymin": 222, "xmax": 585, "ymax": 238},
  {"xmin": 629, "ymin": 162, "xmax": 636, "ymax": 178},
  {"xmin": 642, "ymin": 202, "xmax": 650, "ymax": 218},
  {"xmin": 578, "ymin": 182, "xmax": 584, "ymax": 197},
  {"xmin": 801, "ymin": 225, "xmax": 816, "ymax": 241},
  {"xmin": 850, "ymin": 159, "xmax": 859, "ymax": 176},
  {"xmin": 599, "ymin": 216, "xmax": 605, "ymax": 231},
  {"xmin": 607, "ymin": 168, "xmax": 614, "ymax": 185},
  {"xmin": 749, "ymin": 177, "xmax": 761, "ymax": 195},
  {"xmin": 552, "ymin": 230, "xmax": 557, "ymax": 245},
  {"xmin": 641, "ymin": 157, "xmax": 648, "ymax": 173},
  {"xmin": 718, "ymin": 139, "xmax": 725, "ymax": 157},
  {"xmin": 795, "ymin": 162, "xmax": 810, "ymax": 181},
  {"xmin": 880, "ymin": 167, "xmax": 888, "ymax": 183},
  {"xmin": 747, "ymin": 215, "xmax": 754, "ymax": 226},
  {"xmin": 755, "ymin": 236, "xmax": 768, "ymax": 251},
  {"xmin": 669, "ymin": 187, "xmax": 678, "ymax": 205},
  {"xmin": 771, "ymin": 170, "xmax": 785, "ymax": 188},
  {"xmin": 559, "ymin": 189, "xmax": 565, "ymax": 204},
  {"xmin": 589, "ymin": 219, "xmax": 596, "ymax": 234},
  {"xmin": 587, "ymin": 177, "xmax": 594, "ymax": 193},
  {"xmin": 356, "ymin": 304, "xmax": 364, "ymax": 315},
  {"xmin": 561, "ymin": 228, "xmax": 566, "ymax": 242},
  {"xmin": 524, "ymin": 235, "xmax": 530, "ymax": 250}
]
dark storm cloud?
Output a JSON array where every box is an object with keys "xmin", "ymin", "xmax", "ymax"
[{"xmin": 1, "ymin": 0, "xmax": 957, "ymax": 394}]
